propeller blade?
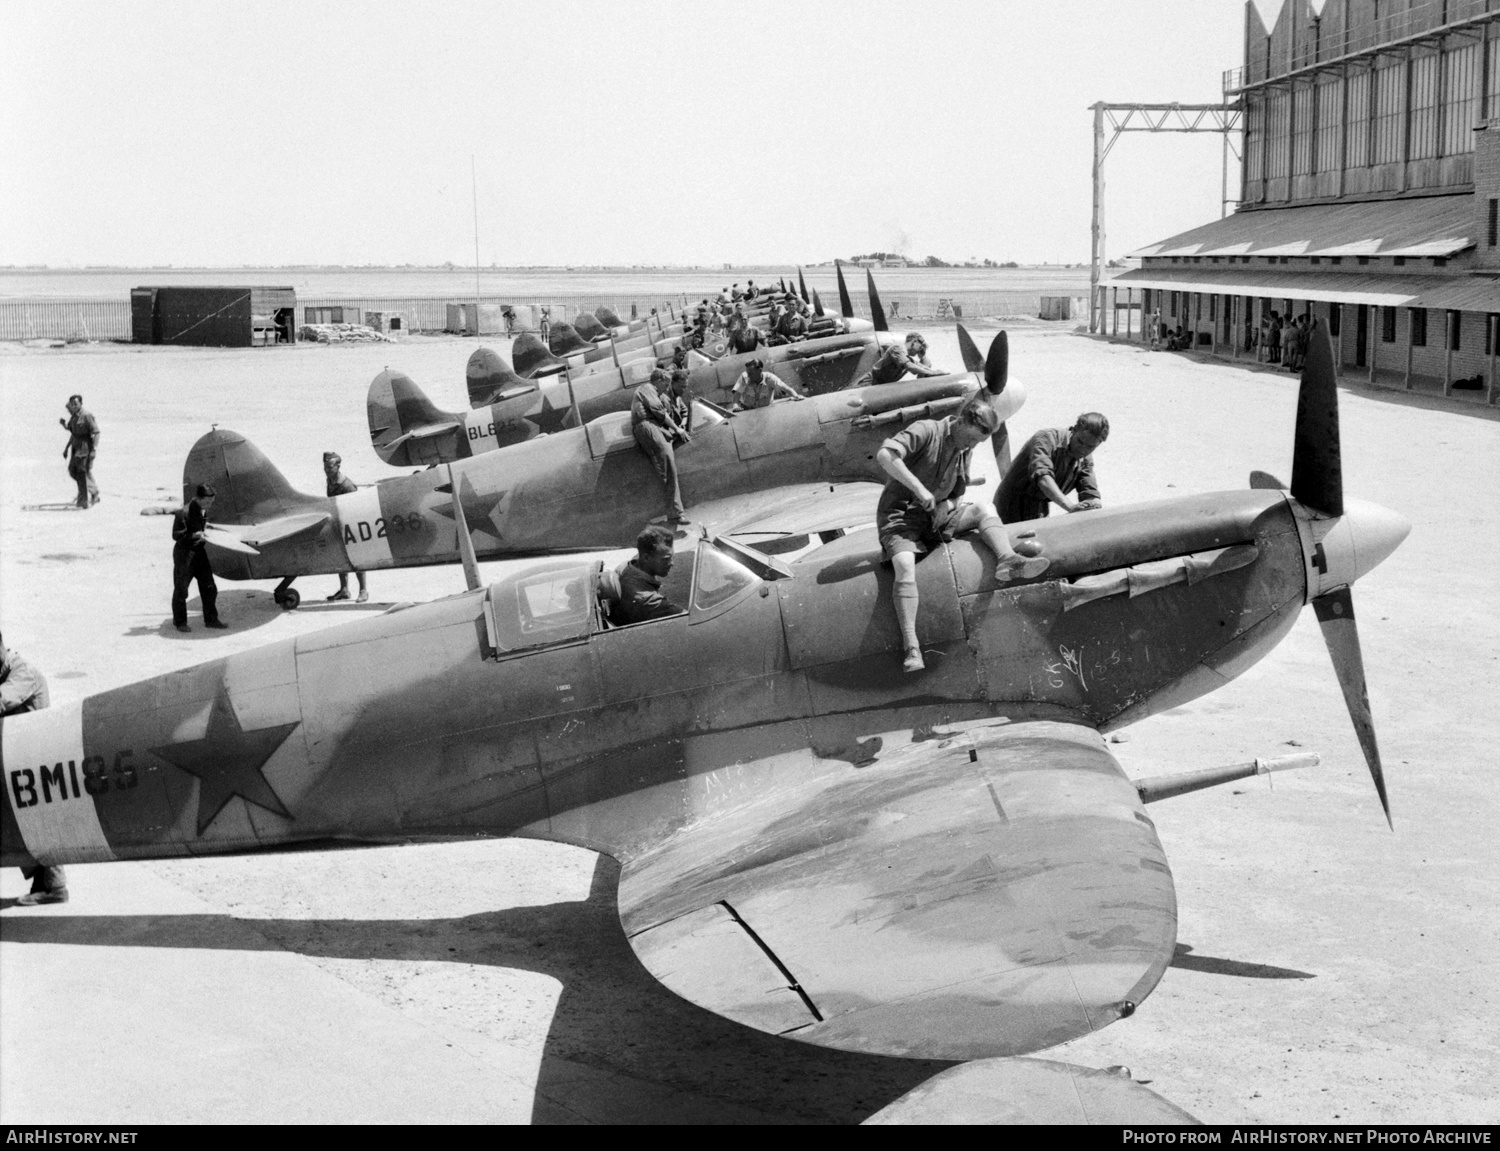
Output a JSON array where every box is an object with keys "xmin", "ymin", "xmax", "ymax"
[
  {"xmin": 1290, "ymin": 319, "xmax": 1343, "ymax": 517},
  {"xmin": 866, "ymin": 269, "xmax": 888, "ymax": 333},
  {"xmin": 956, "ymin": 323, "xmax": 984, "ymax": 374},
  {"xmin": 798, "ymin": 267, "xmax": 810, "ymax": 303},
  {"xmin": 812, "ymin": 288, "xmax": 825, "ymax": 318},
  {"xmin": 835, "ymin": 260, "xmax": 854, "ymax": 318},
  {"xmin": 984, "ymin": 330, "xmax": 1009, "ymax": 395},
  {"xmin": 1312, "ymin": 587, "xmax": 1392, "ymax": 828}
]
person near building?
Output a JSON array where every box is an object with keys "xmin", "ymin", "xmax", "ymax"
[
  {"xmin": 877, "ymin": 403, "xmax": 1050, "ymax": 673},
  {"xmin": 322, "ymin": 452, "xmax": 369, "ymax": 602},
  {"xmin": 171, "ymin": 484, "xmax": 227, "ymax": 632},
  {"xmin": 1, "ymin": 632, "xmax": 68, "ymax": 906},
  {"xmin": 995, "ymin": 414, "xmax": 1109, "ymax": 524},
  {"xmin": 59, "ymin": 394, "xmax": 100, "ymax": 508}
]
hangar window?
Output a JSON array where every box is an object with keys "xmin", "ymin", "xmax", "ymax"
[
  {"xmin": 1448, "ymin": 311, "xmax": 1461, "ymax": 352},
  {"xmin": 1410, "ymin": 309, "xmax": 1427, "ymax": 347},
  {"xmin": 1329, "ymin": 303, "xmax": 1341, "ymax": 337},
  {"xmin": 1381, "ymin": 307, "xmax": 1397, "ymax": 343}
]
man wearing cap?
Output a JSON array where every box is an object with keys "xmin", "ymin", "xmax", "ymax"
[
  {"xmin": 995, "ymin": 413, "xmax": 1109, "ymax": 524},
  {"xmin": 59, "ymin": 394, "xmax": 100, "ymax": 508},
  {"xmin": 857, "ymin": 333, "xmax": 946, "ymax": 386},
  {"xmin": 1, "ymin": 631, "xmax": 68, "ymax": 905},
  {"xmin": 323, "ymin": 452, "xmax": 369, "ymax": 603},
  {"xmin": 877, "ymin": 402, "xmax": 1050, "ymax": 673},
  {"xmin": 731, "ymin": 359, "xmax": 803, "ymax": 410},
  {"xmin": 171, "ymin": 484, "xmax": 227, "ymax": 632},
  {"xmin": 631, "ymin": 368, "xmax": 691, "ymax": 524}
]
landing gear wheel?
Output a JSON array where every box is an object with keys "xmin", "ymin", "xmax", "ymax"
[{"xmin": 276, "ymin": 588, "xmax": 300, "ymax": 610}]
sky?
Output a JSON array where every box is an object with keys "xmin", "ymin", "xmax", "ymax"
[{"xmin": 0, "ymin": 0, "xmax": 1270, "ymax": 268}]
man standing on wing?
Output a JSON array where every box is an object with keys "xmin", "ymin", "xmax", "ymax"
[{"xmin": 995, "ymin": 413, "xmax": 1108, "ymax": 524}]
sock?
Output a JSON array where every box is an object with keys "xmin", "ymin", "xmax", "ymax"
[{"xmin": 894, "ymin": 578, "xmax": 920, "ymax": 652}]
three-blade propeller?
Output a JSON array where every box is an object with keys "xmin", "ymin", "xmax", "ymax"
[{"xmin": 1292, "ymin": 321, "xmax": 1393, "ymax": 828}]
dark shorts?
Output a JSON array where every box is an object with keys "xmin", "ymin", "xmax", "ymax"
[{"xmin": 880, "ymin": 500, "xmax": 993, "ymax": 558}]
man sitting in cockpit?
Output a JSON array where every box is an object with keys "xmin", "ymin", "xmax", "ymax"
[{"xmin": 607, "ymin": 525, "xmax": 684, "ymax": 626}]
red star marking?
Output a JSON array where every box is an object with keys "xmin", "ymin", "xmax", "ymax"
[{"xmin": 150, "ymin": 689, "xmax": 299, "ymax": 835}]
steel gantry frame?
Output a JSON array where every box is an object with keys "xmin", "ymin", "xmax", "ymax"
[{"xmin": 1089, "ymin": 101, "xmax": 1243, "ymax": 333}]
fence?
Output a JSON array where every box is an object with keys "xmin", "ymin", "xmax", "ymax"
[
  {"xmin": 1, "ymin": 289, "xmax": 1076, "ymax": 342},
  {"xmin": 0, "ymin": 299, "xmax": 132, "ymax": 341}
]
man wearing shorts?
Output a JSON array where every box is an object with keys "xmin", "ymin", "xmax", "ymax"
[{"xmin": 877, "ymin": 402, "xmax": 1050, "ymax": 672}]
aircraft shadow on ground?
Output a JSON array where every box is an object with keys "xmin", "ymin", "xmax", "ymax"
[
  {"xmin": 1170, "ymin": 942, "xmax": 1315, "ymax": 980},
  {"xmin": 117, "ymin": 588, "xmax": 381, "ymax": 642},
  {"xmin": 0, "ymin": 855, "xmax": 948, "ymax": 1124}
]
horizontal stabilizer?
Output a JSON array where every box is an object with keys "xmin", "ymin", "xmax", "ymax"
[
  {"xmin": 865, "ymin": 1058, "xmax": 1199, "ymax": 1125},
  {"xmin": 204, "ymin": 510, "xmax": 331, "ymax": 554},
  {"xmin": 382, "ymin": 420, "xmax": 462, "ymax": 449}
]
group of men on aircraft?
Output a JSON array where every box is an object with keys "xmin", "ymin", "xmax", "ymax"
[{"xmin": 605, "ymin": 393, "xmax": 1110, "ymax": 676}]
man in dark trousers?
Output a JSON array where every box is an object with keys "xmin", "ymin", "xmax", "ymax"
[
  {"xmin": 322, "ymin": 452, "xmax": 369, "ymax": 602},
  {"xmin": 172, "ymin": 484, "xmax": 227, "ymax": 632},
  {"xmin": 996, "ymin": 413, "xmax": 1109, "ymax": 524},
  {"xmin": 631, "ymin": 368, "xmax": 691, "ymax": 525},
  {"xmin": 59, "ymin": 394, "xmax": 100, "ymax": 508},
  {"xmin": 1, "ymin": 632, "xmax": 68, "ymax": 905}
]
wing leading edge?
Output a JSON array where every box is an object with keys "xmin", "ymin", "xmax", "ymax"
[{"xmin": 618, "ymin": 719, "xmax": 1177, "ymax": 1062}]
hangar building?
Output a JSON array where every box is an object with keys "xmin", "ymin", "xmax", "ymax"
[{"xmin": 1113, "ymin": 0, "xmax": 1500, "ymax": 401}]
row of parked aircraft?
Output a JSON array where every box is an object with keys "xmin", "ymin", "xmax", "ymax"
[{"xmin": 0, "ymin": 265, "xmax": 1406, "ymax": 1122}]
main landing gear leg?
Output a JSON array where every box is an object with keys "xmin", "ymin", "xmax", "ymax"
[{"xmin": 273, "ymin": 576, "xmax": 300, "ymax": 611}]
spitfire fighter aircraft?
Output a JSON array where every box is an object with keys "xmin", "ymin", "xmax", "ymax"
[
  {"xmin": 368, "ymin": 312, "xmax": 985, "ymax": 470},
  {"xmin": 190, "ymin": 343, "xmax": 1013, "ymax": 607},
  {"xmin": 0, "ymin": 324, "xmax": 1404, "ymax": 1120}
]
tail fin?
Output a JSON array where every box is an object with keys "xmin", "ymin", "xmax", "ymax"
[
  {"xmin": 549, "ymin": 322, "xmax": 593, "ymax": 357},
  {"xmin": 367, "ymin": 369, "xmax": 462, "ymax": 465},
  {"xmin": 596, "ymin": 305, "xmax": 625, "ymax": 328},
  {"xmin": 182, "ymin": 429, "xmax": 318, "ymax": 524},
  {"xmin": 573, "ymin": 313, "xmax": 609, "ymax": 342},
  {"xmin": 512, "ymin": 333, "xmax": 569, "ymax": 379},
  {"xmin": 467, "ymin": 347, "xmax": 529, "ymax": 407}
]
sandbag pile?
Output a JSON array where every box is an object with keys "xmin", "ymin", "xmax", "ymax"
[{"xmin": 297, "ymin": 323, "xmax": 394, "ymax": 344}]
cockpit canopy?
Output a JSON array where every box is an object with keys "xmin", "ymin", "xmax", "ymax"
[{"xmin": 481, "ymin": 534, "xmax": 767, "ymax": 659}]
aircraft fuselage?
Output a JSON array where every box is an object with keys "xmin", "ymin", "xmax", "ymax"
[{"xmin": 2, "ymin": 488, "xmax": 1325, "ymax": 870}]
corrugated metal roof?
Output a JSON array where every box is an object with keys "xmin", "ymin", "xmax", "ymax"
[
  {"xmin": 1108, "ymin": 266, "xmax": 1500, "ymax": 312},
  {"xmin": 1128, "ymin": 196, "xmax": 1476, "ymax": 259}
]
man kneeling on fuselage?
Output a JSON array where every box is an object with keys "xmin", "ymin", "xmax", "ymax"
[{"xmin": 877, "ymin": 402, "xmax": 1050, "ymax": 673}]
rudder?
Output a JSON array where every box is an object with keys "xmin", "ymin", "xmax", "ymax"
[{"xmin": 182, "ymin": 429, "xmax": 318, "ymax": 524}]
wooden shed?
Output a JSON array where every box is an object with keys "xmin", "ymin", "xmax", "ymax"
[{"xmin": 131, "ymin": 286, "xmax": 296, "ymax": 346}]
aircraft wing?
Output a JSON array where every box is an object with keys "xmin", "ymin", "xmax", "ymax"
[
  {"xmin": 617, "ymin": 718, "xmax": 1176, "ymax": 1061},
  {"xmin": 689, "ymin": 482, "xmax": 884, "ymax": 545},
  {"xmin": 203, "ymin": 510, "xmax": 331, "ymax": 555}
]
